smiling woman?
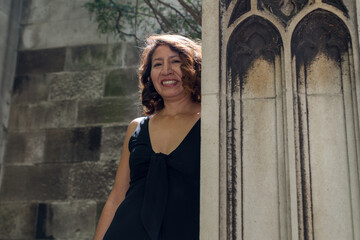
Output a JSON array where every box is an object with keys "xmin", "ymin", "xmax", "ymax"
[
  {"xmin": 139, "ymin": 35, "xmax": 201, "ymax": 115},
  {"xmin": 93, "ymin": 35, "xmax": 202, "ymax": 240}
]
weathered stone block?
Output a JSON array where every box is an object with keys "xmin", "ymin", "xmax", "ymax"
[
  {"xmin": 0, "ymin": 203, "xmax": 37, "ymax": 239},
  {"xmin": 3, "ymin": 130, "xmax": 45, "ymax": 164},
  {"xmin": 64, "ymin": 43, "xmax": 124, "ymax": 71},
  {"xmin": 20, "ymin": 21, "xmax": 49, "ymax": 49},
  {"xmin": 0, "ymin": 165, "xmax": 70, "ymax": 201},
  {"xmin": 21, "ymin": 0, "xmax": 51, "ymax": 25},
  {"xmin": 8, "ymin": 100, "xmax": 76, "ymax": 130},
  {"xmin": 48, "ymin": 71, "xmax": 104, "ymax": 100},
  {"xmin": 100, "ymin": 125, "xmax": 127, "ymax": 162},
  {"xmin": 16, "ymin": 48, "xmax": 66, "ymax": 74},
  {"xmin": 69, "ymin": 161, "xmax": 118, "ymax": 200},
  {"xmin": 47, "ymin": 1, "xmax": 90, "ymax": 22},
  {"xmin": 104, "ymin": 68, "xmax": 138, "ymax": 97},
  {"xmin": 35, "ymin": 201, "xmax": 97, "ymax": 240},
  {"xmin": 43, "ymin": 17, "xmax": 119, "ymax": 49},
  {"xmin": 44, "ymin": 126, "xmax": 101, "ymax": 163},
  {"xmin": 12, "ymin": 74, "xmax": 49, "ymax": 104},
  {"xmin": 77, "ymin": 96, "xmax": 141, "ymax": 125},
  {"xmin": 124, "ymin": 43, "xmax": 140, "ymax": 67},
  {"xmin": 22, "ymin": 0, "xmax": 90, "ymax": 25}
]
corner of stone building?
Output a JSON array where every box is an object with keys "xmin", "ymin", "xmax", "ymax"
[{"xmin": 0, "ymin": 0, "xmax": 23, "ymax": 187}]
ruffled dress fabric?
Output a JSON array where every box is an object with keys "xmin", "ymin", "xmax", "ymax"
[{"xmin": 103, "ymin": 117, "xmax": 200, "ymax": 240}]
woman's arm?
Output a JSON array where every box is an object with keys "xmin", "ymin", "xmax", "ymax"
[{"xmin": 93, "ymin": 119, "xmax": 141, "ymax": 240}]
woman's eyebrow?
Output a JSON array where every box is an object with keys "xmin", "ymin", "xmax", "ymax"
[{"xmin": 152, "ymin": 55, "xmax": 179, "ymax": 61}]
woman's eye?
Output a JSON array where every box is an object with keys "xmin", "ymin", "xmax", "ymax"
[
  {"xmin": 172, "ymin": 59, "xmax": 181, "ymax": 63},
  {"xmin": 153, "ymin": 63, "xmax": 161, "ymax": 67}
]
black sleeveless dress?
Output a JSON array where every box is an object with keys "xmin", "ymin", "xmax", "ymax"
[{"xmin": 103, "ymin": 117, "xmax": 200, "ymax": 240}]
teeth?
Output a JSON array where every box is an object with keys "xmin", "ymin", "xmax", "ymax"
[{"xmin": 162, "ymin": 80, "xmax": 177, "ymax": 85}]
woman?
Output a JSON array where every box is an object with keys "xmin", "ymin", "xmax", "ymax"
[{"xmin": 94, "ymin": 34, "xmax": 201, "ymax": 240}]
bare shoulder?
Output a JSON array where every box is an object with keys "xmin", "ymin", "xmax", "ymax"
[{"xmin": 127, "ymin": 117, "xmax": 146, "ymax": 134}]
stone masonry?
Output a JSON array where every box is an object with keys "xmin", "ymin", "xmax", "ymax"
[{"xmin": 0, "ymin": 0, "xmax": 141, "ymax": 239}]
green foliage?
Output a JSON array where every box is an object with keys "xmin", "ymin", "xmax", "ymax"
[{"xmin": 84, "ymin": 0, "xmax": 202, "ymax": 41}]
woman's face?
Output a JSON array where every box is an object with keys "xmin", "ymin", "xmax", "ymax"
[{"xmin": 150, "ymin": 45, "xmax": 188, "ymax": 101}]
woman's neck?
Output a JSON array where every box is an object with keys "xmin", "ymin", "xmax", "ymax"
[{"xmin": 159, "ymin": 97, "xmax": 200, "ymax": 117}]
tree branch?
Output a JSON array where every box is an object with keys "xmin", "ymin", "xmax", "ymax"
[
  {"xmin": 177, "ymin": 0, "xmax": 201, "ymax": 26},
  {"xmin": 157, "ymin": 0, "xmax": 200, "ymax": 35},
  {"xmin": 134, "ymin": 0, "xmax": 139, "ymax": 45},
  {"xmin": 188, "ymin": 1, "xmax": 200, "ymax": 13},
  {"xmin": 110, "ymin": 0, "xmax": 140, "ymax": 42},
  {"xmin": 144, "ymin": 0, "xmax": 176, "ymax": 33}
]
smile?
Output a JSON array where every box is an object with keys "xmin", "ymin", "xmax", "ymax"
[{"xmin": 161, "ymin": 80, "xmax": 178, "ymax": 86}]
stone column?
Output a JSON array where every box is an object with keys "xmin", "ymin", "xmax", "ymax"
[
  {"xmin": 201, "ymin": 0, "xmax": 360, "ymax": 239},
  {"xmin": 201, "ymin": 1, "xmax": 221, "ymax": 239},
  {"xmin": 0, "ymin": 0, "xmax": 22, "ymax": 180}
]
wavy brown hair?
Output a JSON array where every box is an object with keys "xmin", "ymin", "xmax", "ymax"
[{"xmin": 138, "ymin": 34, "xmax": 201, "ymax": 115}]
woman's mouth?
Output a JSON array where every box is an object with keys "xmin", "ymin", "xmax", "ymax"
[{"xmin": 161, "ymin": 80, "xmax": 178, "ymax": 86}]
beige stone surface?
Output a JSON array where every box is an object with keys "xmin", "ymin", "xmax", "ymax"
[
  {"xmin": 200, "ymin": 0, "xmax": 220, "ymax": 239},
  {"xmin": 308, "ymin": 95, "xmax": 353, "ymax": 239},
  {"xmin": 200, "ymin": 93, "xmax": 220, "ymax": 240},
  {"xmin": 242, "ymin": 99, "xmax": 280, "ymax": 240}
]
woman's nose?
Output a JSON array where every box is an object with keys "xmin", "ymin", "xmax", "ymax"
[{"xmin": 161, "ymin": 62, "xmax": 173, "ymax": 75}]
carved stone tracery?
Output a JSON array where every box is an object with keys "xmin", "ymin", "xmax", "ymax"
[
  {"xmin": 226, "ymin": 15, "xmax": 283, "ymax": 240},
  {"xmin": 258, "ymin": 0, "xmax": 308, "ymax": 25},
  {"xmin": 221, "ymin": 0, "xmax": 359, "ymax": 239},
  {"xmin": 228, "ymin": 0, "xmax": 251, "ymax": 27}
]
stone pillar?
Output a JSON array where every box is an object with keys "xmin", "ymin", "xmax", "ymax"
[
  {"xmin": 0, "ymin": 0, "xmax": 22, "ymax": 182},
  {"xmin": 201, "ymin": 0, "xmax": 360, "ymax": 239}
]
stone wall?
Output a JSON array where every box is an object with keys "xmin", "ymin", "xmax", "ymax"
[{"xmin": 0, "ymin": 0, "xmax": 141, "ymax": 239}]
